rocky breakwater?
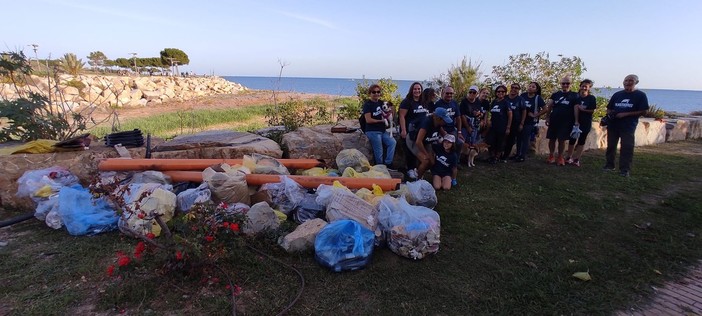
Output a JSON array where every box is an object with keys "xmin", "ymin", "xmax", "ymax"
[{"xmin": 0, "ymin": 74, "xmax": 247, "ymax": 109}]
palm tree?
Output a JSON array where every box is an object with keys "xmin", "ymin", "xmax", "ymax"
[{"xmin": 59, "ymin": 53, "xmax": 85, "ymax": 76}]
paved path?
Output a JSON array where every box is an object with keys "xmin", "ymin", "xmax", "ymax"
[{"xmin": 617, "ymin": 261, "xmax": 702, "ymax": 315}]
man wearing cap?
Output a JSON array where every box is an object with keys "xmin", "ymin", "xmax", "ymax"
[
  {"xmin": 460, "ymin": 85, "xmax": 484, "ymax": 145},
  {"xmin": 407, "ymin": 107, "xmax": 453, "ymax": 179}
]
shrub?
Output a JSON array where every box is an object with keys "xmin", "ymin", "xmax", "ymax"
[
  {"xmin": 644, "ymin": 104, "xmax": 666, "ymax": 119},
  {"xmin": 690, "ymin": 110, "xmax": 702, "ymax": 116},
  {"xmin": 265, "ymin": 98, "xmax": 332, "ymax": 132},
  {"xmin": 355, "ymin": 78, "xmax": 402, "ymax": 113},
  {"xmin": 65, "ymin": 79, "xmax": 86, "ymax": 91},
  {"xmin": 430, "ymin": 56, "xmax": 482, "ymax": 101}
]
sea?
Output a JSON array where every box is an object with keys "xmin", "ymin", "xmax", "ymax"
[{"xmin": 223, "ymin": 76, "xmax": 702, "ymax": 114}]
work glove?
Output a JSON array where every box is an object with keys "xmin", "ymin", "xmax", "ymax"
[{"xmin": 570, "ymin": 125, "xmax": 582, "ymax": 139}]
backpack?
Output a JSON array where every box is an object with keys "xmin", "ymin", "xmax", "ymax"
[{"xmin": 359, "ymin": 113, "xmax": 367, "ymax": 133}]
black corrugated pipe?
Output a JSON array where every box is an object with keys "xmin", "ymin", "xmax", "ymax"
[{"xmin": 0, "ymin": 212, "xmax": 34, "ymax": 228}]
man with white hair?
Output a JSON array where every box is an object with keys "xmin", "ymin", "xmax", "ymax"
[{"xmin": 604, "ymin": 74, "xmax": 649, "ymax": 177}]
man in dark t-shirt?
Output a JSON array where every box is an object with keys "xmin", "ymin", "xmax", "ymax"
[
  {"xmin": 537, "ymin": 76, "xmax": 579, "ymax": 166},
  {"xmin": 604, "ymin": 74, "xmax": 649, "ymax": 176},
  {"xmin": 566, "ymin": 79, "xmax": 598, "ymax": 166}
]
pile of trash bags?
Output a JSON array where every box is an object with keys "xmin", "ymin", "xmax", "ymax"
[{"xmin": 15, "ymin": 150, "xmax": 441, "ymax": 271}]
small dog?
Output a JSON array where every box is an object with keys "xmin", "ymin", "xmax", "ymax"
[
  {"xmin": 461, "ymin": 142, "xmax": 489, "ymax": 167},
  {"xmin": 381, "ymin": 101, "xmax": 394, "ymax": 136}
]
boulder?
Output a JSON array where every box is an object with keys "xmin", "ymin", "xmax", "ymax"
[
  {"xmin": 282, "ymin": 120, "xmax": 372, "ymax": 167},
  {"xmin": 634, "ymin": 119, "xmax": 666, "ymax": 146},
  {"xmin": 684, "ymin": 117, "xmax": 702, "ymax": 139},
  {"xmin": 279, "ymin": 218, "xmax": 328, "ymax": 252},
  {"xmin": 152, "ymin": 130, "xmax": 282, "ymax": 158}
]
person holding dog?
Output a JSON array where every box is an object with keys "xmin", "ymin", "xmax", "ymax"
[
  {"xmin": 433, "ymin": 86, "xmax": 463, "ymax": 186},
  {"xmin": 399, "ymin": 82, "xmax": 429, "ymax": 180},
  {"xmin": 519, "ymin": 81, "xmax": 546, "ymax": 162},
  {"xmin": 362, "ymin": 84, "xmax": 397, "ymax": 168},
  {"xmin": 604, "ymin": 74, "xmax": 649, "ymax": 177},
  {"xmin": 537, "ymin": 76, "xmax": 580, "ymax": 166},
  {"xmin": 485, "ymin": 85, "xmax": 512, "ymax": 164},
  {"xmin": 431, "ymin": 134, "xmax": 458, "ymax": 191},
  {"xmin": 406, "ymin": 107, "xmax": 453, "ymax": 180},
  {"xmin": 460, "ymin": 85, "xmax": 484, "ymax": 145},
  {"xmin": 566, "ymin": 79, "xmax": 597, "ymax": 167}
]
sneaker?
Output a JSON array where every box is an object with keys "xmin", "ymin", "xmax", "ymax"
[
  {"xmin": 407, "ymin": 169, "xmax": 418, "ymax": 180},
  {"xmin": 603, "ymin": 165, "xmax": 616, "ymax": 171},
  {"xmin": 516, "ymin": 156, "xmax": 526, "ymax": 162},
  {"xmin": 557, "ymin": 157, "xmax": 566, "ymax": 166},
  {"xmin": 620, "ymin": 170, "xmax": 630, "ymax": 177},
  {"xmin": 547, "ymin": 154, "xmax": 556, "ymax": 164},
  {"xmin": 572, "ymin": 159, "xmax": 580, "ymax": 167},
  {"xmin": 566, "ymin": 158, "xmax": 574, "ymax": 165},
  {"xmin": 451, "ymin": 178, "xmax": 458, "ymax": 186}
]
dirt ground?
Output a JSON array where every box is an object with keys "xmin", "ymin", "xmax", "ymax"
[{"xmin": 92, "ymin": 90, "xmax": 343, "ymax": 121}]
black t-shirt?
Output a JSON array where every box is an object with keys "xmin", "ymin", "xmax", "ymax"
[
  {"xmin": 399, "ymin": 97, "xmax": 429, "ymax": 128},
  {"xmin": 415, "ymin": 115, "xmax": 442, "ymax": 144},
  {"xmin": 433, "ymin": 99, "xmax": 461, "ymax": 133},
  {"xmin": 549, "ymin": 91, "xmax": 579, "ymax": 125},
  {"xmin": 489, "ymin": 98, "xmax": 512, "ymax": 132},
  {"xmin": 505, "ymin": 95, "xmax": 526, "ymax": 128},
  {"xmin": 431, "ymin": 145, "xmax": 458, "ymax": 176},
  {"xmin": 607, "ymin": 90, "xmax": 650, "ymax": 132},
  {"xmin": 460, "ymin": 98, "xmax": 482, "ymax": 129},
  {"xmin": 520, "ymin": 93, "xmax": 546, "ymax": 125},
  {"xmin": 480, "ymin": 99, "xmax": 491, "ymax": 113},
  {"xmin": 362, "ymin": 99, "xmax": 386, "ymax": 132},
  {"xmin": 577, "ymin": 94, "xmax": 597, "ymax": 126}
]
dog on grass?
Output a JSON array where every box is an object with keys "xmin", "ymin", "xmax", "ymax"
[{"xmin": 461, "ymin": 142, "xmax": 489, "ymax": 167}]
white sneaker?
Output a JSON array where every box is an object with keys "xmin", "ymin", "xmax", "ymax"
[{"xmin": 407, "ymin": 168, "xmax": 418, "ymax": 180}]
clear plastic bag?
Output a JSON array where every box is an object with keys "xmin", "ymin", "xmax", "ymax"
[
  {"xmin": 16, "ymin": 167, "xmax": 79, "ymax": 200},
  {"xmin": 259, "ymin": 176, "xmax": 306, "ymax": 215},
  {"xmin": 176, "ymin": 183, "xmax": 211, "ymax": 213},
  {"xmin": 335, "ymin": 148, "xmax": 371, "ymax": 173},
  {"xmin": 405, "ymin": 180, "xmax": 438, "ymax": 209},
  {"xmin": 203, "ymin": 165, "xmax": 250, "ymax": 205},
  {"xmin": 243, "ymin": 153, "xmax": 290, "ymax": 175},
  {"xmin": 293, "ymin": 193, "xmax": 325, "ymax": 224},
  {"xmin": 314, "ymin": 219, "xmax": 375, "ymax": 272},
  {"xmin": 378, "ymin": 196, "xmax": 440, "ymax": 260},
  {"xmin": 57, "ymin": 185, "xmax": 119, "ymax": 236}
]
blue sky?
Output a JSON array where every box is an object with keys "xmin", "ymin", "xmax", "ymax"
[{"xmin": 5, "ymin": 0, "xmax": 702, "ymax": 90}]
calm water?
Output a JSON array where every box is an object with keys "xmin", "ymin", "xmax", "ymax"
[{"xmin": 223, "ymin": 76, "xmax": 702, "ymax": 114}]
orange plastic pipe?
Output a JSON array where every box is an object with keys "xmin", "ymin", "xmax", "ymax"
[
  {"xmin": 98, "ymin": 158, "xmax": 323, "ymax": 171},
  {"xmin": 161, "ymin": 171, "xmax": 401, "ymax": 191}
]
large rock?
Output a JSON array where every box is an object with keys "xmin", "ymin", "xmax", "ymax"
[
  {"xmin": 279, "ymin": 218, "xmax": 328, "ymax": 252},
  {"xmin": 634, "ymin": 119, "xmax": 666, "ymax": 146},
  {"xmin": 282, "ymin": 120, "xmax": 372, "ymax": 167},
  {"xmin": 153, "ymin": 130, "xmax": 282, "ymax": 158}
]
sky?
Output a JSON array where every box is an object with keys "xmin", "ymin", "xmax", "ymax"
[{"xmin": 4, "ymin": 0, "xmax": 702, "ymax": 91}]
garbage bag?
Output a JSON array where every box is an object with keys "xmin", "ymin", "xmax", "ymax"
[
  {"xmin": 118, "ymin": 183, "xmax": 176, "ymax": 237},
  {"xmin": 243, "ymin": 202, "xmax": 280, "ymax": 235},
  {"xmin": 260, "ymin": 176, "xmax": 306, "ymax": 215},
  {"xmin": 203, "ymin": 164, "xmax": 250, "ymax": 205},
  {"xmin": 314, "ymin": 219, "xmax": 375, "ymax": 272},
  {"xmin": 378, "ymin": 196, "xmax": 440, "ymax": 260},
  {"xmin": 325, "ymin": 188, "xmax": 378, "ymax": 233},
  {"xmin": 405, "ymin": 180, "xmax": 438, "ymax": 209},
  {"xmin": 35, "ymin": 195, "xmax": 59, "ymax": 221},
  {"xmin": 176, "ymin": 183, "xmax": 211, "ymax": 213},
  {"xmin": 336, "ymin": 148, "xmax": 371, "ymax": 173},
  {"xmin": 17, "ymin": 166, "xmax": 79, "ymax": 200},
  {"xmin": 57, "ymin": 185, "xmax": 119, "ymax": 236},
  {"xmin": 243, "ymin": 153, "xmax": 290, "ymax": 175},
  {"xmin": 130, "ymin": 170, "xmax": 172, "ymax": 185},
  {"xmin": 293, "ymin": 193, "xmax": 325, "ymax": 224},
  {"xmin": 315, "ymin": 182, "xmax": 351, "ymax": 207}
]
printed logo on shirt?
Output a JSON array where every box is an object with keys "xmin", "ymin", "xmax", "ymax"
[
  {"xmin": 491, "ymin": 105, "xmax": 501, "ymax": 113},
  {"xmin": 373, "ymin": 106, "xmax": 383, "ymax": 116},
  {"xmin": 414, "ymin": 105, "xmax": 428, "ymax": 114},
  {"xmin": 436, "ymin": 155, "xmax": 450, "ymax": 167},
  {"xmin": 615, "ymin": 99, "xmax": 634, "ymax": 108},
  {"xmin": 426, "ymin": 131, "xmax": 441, "ymax": 143}
]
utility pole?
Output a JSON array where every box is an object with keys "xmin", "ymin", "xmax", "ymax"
[
  {"xmin": 166, "ymin": 57, "xmax": 176, "ymax": 76},
  {"xmin": 28, "ymin": 44, "xmax": 39, "ymax": 70},
  {"xmin": 129, "ymin": 52, "xmax": 138, "ymax": 75}
]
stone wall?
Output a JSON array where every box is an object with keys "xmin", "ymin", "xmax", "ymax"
[{"xmin": 0, "ymin": 74, "xmax": 246, "ymax": 108}]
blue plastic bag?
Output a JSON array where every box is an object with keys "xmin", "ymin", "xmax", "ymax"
[
  {"xmin": 57, "ymin": 185, "xmax": 119, "ymax": 236},
  {"xmin": 314, "ymin": 220, "xmax": 374, "ymax": 272}
]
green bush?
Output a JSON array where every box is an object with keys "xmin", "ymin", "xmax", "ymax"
[
  {"xmin": 354, "ymin": 78, "xmax": 402, "ymax": 113},
  {"xmin": 265, "ymin": 98, "xmax": 332, "ymax": 132},
  {"xmin": 592, "ymin": 96, "xmax": 609, "ymax": 120},
  {"xmin": 65, "ymin": 79, "xmax": 86, "ymax": 91},
  {"xmin": 335, "ymin": 98, "xmax": 361, "ymax": 121},
  {"xmin": 644, "ymin": 104, "xmax": 666, "ymax": 119}
]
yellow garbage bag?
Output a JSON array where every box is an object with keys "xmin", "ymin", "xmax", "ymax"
[{"xmin": 0, "ymin": 139, "xmax": 58, "ymax": 155}]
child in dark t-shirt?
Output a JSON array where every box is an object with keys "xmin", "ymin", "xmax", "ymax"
[{"xmin": 431, "ymin": 134, "xmax": 458, "ymax": 190}]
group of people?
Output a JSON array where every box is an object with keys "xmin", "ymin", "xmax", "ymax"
[{"xmin": 361, "ymin": 74, "xmax": 649, "ymax": 190}]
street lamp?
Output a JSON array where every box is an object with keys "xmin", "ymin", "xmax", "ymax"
[{"xmin": 129, "ymin": 52, "xmax": 138, "ymax": 74}]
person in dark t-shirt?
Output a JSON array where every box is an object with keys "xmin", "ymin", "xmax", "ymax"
[
  {"xmin": 485, "ymin": 85, "xmax": 512, "ymax": 164},
  {"xmin": 536, "ymin": 76, "xmax": 579, "ymax": 166},
  {"xmin": 362, "ymin": 84, "xmax": 397, "ymax": 167},
  {"xmin": 431, "ymin": 134, "xmax": 458, "ymax": 190},
  {"xmin": 604, "ymin": 74, "xmax": 649, "ymax": 176},
  {"xmin": 566, "ymin": 79, "xmax": 597, "ymax": 167},
  {"xmin": 399, "ymin": 82, "xmax": 429, "ymax": 180},
  {"xmin": 459, "ymin": 85, "xmax": 484, "ymax": 144},
  {"xmin": 502, "ymin": 83, "xmax": 526, "ymax": 160},
  {"xmin": 519, "ymin": 81, "xmax": 546, "ymax": 161},
  {"xmin": 406, "ymin": 107, "xmax": 453, "ymax": 179}
]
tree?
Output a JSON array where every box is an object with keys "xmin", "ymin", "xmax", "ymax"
[
  {"xmin": 160, "ymin": 48, "xmax": 189, "ymax": 66},
  {"xmin": 431, "ymin": 56, "xmax": 482, "ymax": 101},
  {"xmin": 87, "ymin": 51, "xmax": 107, "ymax": 71},
  {"xmin": 59, "ymin": 53, "xmax": 85, "ymax": 76},
  {"xmin": 113, "ymin": 58, "xmax": 132, "ymax": 69},
  {"xmin": 490, "ymin": 52, "xmax": 586, "ymax": 98}
]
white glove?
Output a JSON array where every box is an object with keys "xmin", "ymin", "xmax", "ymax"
[{"xmin": 570, "ymin": 125, "xmax": 582, "ymax": 139}]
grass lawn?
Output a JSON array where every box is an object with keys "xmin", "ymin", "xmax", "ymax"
[{"xmin": 1, "ymin": 139, "xmax": 701, "ymax": 315}]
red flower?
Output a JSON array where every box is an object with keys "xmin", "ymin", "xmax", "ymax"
[
  {"xmin": 230, "ymin": 223, "xmax": 240, "ymax": 232},
  {"xmin": 205, "ymin": 235, "xmax": 214, "ymax": 243},
  {"xmin": 233, "ymin": 284, "xmax": 242, "ymax": 296},
  {"xmin": 106, "ymin": 265, "xmax": 115, "ymax": 277},
  {"xmin": 221, "ymin": 222, "xmax": 230, "ymax": 229},
  {"xmin": 117, "ymin": 254, "xmax": 130, "ymax": 267},
  {"xmin": 134, "ymin": 242, "xmax": 145, "ymax": 255},
  {"xmin": 175, "ymin": 250, "xmax": 183, "ymax": 261},
  {"xmin": 210, "ymin": 277, "xmax": 220, "ymax": 284},
  {"xmin": 146, "ymin": 233, "xmax": 156, "ymax": 239},
  {"xmin": 137, "ymin": 212, "xmax": 145, "ymax": 219}
]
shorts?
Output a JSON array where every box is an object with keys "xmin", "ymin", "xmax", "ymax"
[
  {"xmin": 569, "ymin": 125, "xmax": 592, "ymax": 145},
  {"xmin": 546, "ymin": 117, "xmax": 573, "ymax": 141}
]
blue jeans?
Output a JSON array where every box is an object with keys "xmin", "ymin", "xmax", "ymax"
[{"xmin": 365, "ymin": 131, "xmax": 397, "ymax": 166}]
